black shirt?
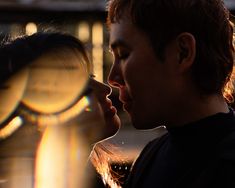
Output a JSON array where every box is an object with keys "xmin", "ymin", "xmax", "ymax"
[{"xmin": 125, "ymin": 109, "xmax": 235, "ymax": 188}]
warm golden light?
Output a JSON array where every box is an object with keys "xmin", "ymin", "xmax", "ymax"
[
  {"xmin": 77, "ymin": 22, "xmax": 90, "ymax": 42},
  {"xmin": 92, "ymin": 22, "xmax": 104, "ymax": 82},
  {"xmin": 35, "ymin": 127, "xmax": 67, "ymax": 188},
  {"xmin": 92, "ymin": 22, "xmax": 103, "ymax": 45},
  {"xmin": 35, "ymin": 121, "xmax": 90, "ymax": 188},
  {"xmin": 25, "ymin": 22, "xmax": 37, "ymax": 36},
  {"xmin": 102, "ymin": 172, "xmax": 122, "ymax": 188},
  {"xmin": 0, "ymin": 116, "xmax": 23, "ymax": 139}
]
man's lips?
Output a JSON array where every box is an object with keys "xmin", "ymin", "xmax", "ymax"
[
  {"xmin": 123, "ymin": 102, "xmax": 132, "ymax": 112},
  {"xmin": 119, "ymin": 89, "xmax": 132, "ymax": 111}
]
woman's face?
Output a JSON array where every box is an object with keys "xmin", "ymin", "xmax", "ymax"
[
  {"xmin": 20, "ymin": 49, "xmax": 120, "ymax": 143},
  {"xmin": 87, "ymin": 78, "xmax": 120, "ymax": 141}
]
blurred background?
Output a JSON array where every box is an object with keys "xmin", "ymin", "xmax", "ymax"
[{"xmin": 0, "ymin": 0, "xmax": 234, "ymax": 187}]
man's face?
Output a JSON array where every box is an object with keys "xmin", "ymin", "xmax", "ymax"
[{"xmin": 108, "ymin": 17, "xmax": 181, "ymax": 129}]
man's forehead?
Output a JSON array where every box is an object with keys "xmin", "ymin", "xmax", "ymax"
[{"xmin": 109, "ymin": 21, "xmax": 135, "ymax": 49}]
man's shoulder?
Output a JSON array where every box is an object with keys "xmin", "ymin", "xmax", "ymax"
[
  {"xmin": 124, "ymin": 131, "xmax": 169, "ymax": 188},
  {"xmin": 136, "ymin": 130, "xmax": 169, "ymax": 163},
  {"xmin": 218, "ymin": 130, "xmax": 235, "ymax": 161},
  {"xmin": 143, "ymin": 130, "xmax": 168, "ymax": 151}
]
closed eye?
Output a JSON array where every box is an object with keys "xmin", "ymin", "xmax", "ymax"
[{"xmin": 118, "ymin": 53, "xmax": 129, "ymax": 60}]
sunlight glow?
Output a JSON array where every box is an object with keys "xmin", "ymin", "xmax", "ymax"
[
  {"xmin": 35, "ymin": 118, "xmax": 90, "ymax": 188},
  {"xmin": 102, "ymin": 172, "xmax": 122, "ymax": 188},
  {"xmin": 77, "ymin": 22, "xmax": 90, "ymax": 42},
  {"xmin": 0, "ymin": 116, "xmax": 23, "ymax": 139},
  {"xmin": 25, "ymin": 22, "xmax": 37, "ymax": 36},
  {"xmin": 92, "ymin": 22, "xmax": 103, "ymax": 82}
]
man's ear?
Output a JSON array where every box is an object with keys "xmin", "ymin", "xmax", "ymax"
[{"xmin": 176, "ymin": 32, "xmax": 196, "ymax": 72}]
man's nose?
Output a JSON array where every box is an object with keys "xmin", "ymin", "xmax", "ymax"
[
  {"xmin": 103, "ymin": 83, "xmax": 112, "ymax": 96},
  {"xmin": 108, "ymin": 64, "xmax": 124, "ymax": 88}
]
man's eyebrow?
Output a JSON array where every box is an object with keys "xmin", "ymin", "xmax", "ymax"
[{"xmin": 109, "ymin": 40, "xmax": 130, "ymax": 51}]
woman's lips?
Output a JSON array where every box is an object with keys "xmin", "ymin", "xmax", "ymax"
[
  {"xmin": 104, "ymin": 106, "xmax": 117, "ymax": 117},
  {"xmin": 103, "ymin": 98, "xmax": 117, "ymax": 117}
]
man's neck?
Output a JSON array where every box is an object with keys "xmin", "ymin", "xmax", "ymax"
[{"xmin": 166, "ymin": 94, "xmax": 229, "ymax": 128}]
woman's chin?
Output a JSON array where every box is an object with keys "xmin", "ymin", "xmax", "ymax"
[
  {"xmin": 89, "ymin": 114, "xmax": 121, "ymax": 145},
  {"xmin": 100, "ymin": 114, "xmax": 121, "ymax": 141}
]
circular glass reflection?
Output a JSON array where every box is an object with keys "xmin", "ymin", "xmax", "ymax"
[
  {"xmin": 21, "ymin": 49, "xmax": 89, "ymax": 114},
  {"xmin": 0, "ymin": 68, "xmax": 29, "ymax": 125}
]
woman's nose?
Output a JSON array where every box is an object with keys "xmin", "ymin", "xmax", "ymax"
[{"xmin": 91, "ymin": 78, "xmax": 111, "ymax": 96}]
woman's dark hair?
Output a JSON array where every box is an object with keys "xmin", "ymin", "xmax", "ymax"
[
  {"xmin": 107, "ymin": 0, "xmax": 235, "ymax": 102},
  {"xmin": 0, "ymin": 32, "xmax": 90, "ymax": 84}
]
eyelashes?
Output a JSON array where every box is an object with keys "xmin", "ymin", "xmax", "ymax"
[
  {"xmin": 117, "ymin": 48, "xmax": 129, "ymax": 61},
  {"xmin": 110, "ymin": 48, "xmax": 130, "ymax": 62}
]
